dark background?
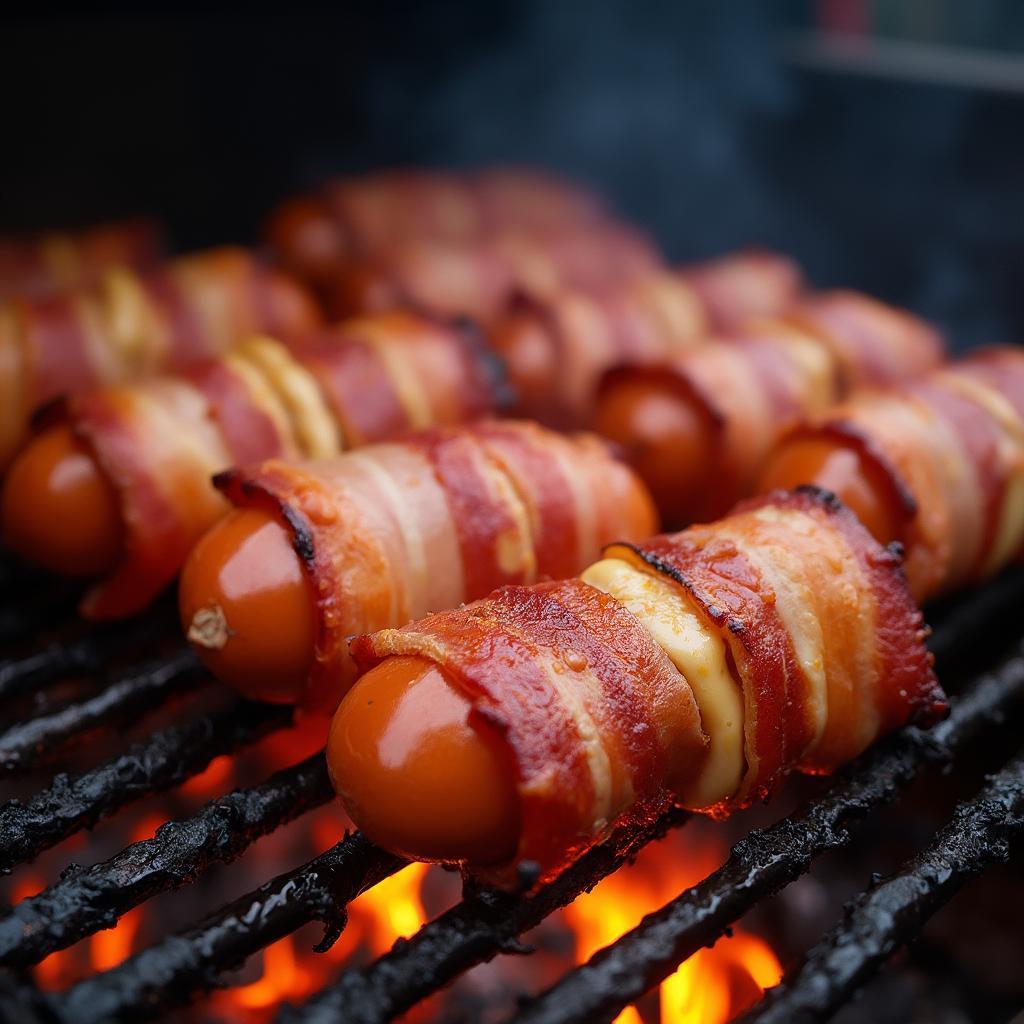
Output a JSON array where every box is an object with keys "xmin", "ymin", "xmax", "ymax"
[{"xmin": 3, "ymin": 1, "xmax": 1023, "ymax": 352}]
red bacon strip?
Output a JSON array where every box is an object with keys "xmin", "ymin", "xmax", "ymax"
[
  {"xmin": 46, "ymin": 316, "xmax": 498, "ymax": 618},
  {"xmin": 352, "ymin": 488, "xmax": 940, "ymax": 886},
  {"xmin": 0, "ymin": 219, "xmax": 162, "ymax": 302},
  {"xmin": 267, "ymin": 168, "xmax": 611, "ymax": 288},
  {"xmin": 771, "ymin": 346, "xmax": 1024, "ymax": 600},
  {"xmin": 493, "ymin": 255, "xmax": 807, "ymax": 429},
  {"xmin": 593, "ymin": 291, "xmax": 945, "ymax": 524},
  {"xmin": 780, "ymin": 290, "xmax": 944, "ymax": 389},
  {"xmin": 0, "ymin": 247, "xmax": 320, "ymax": 466},
  {"xmin": 219, "ymin": 422, "xmax": 657, "ymax": 714}
]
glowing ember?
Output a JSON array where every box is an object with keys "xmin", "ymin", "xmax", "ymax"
[
  {"xmin": 562, "ymin": 826, "xmax": 781, "ymax": 1024},
  {"xmin": 349, "ymin": 861, "xmax": 431, "ymax": 955}
]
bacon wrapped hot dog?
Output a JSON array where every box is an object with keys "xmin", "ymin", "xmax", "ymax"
[
  {"xmin": 2, "ymin": 313, "xmax": 495, "ymax": 617},
  {"xmin": 593, "ymin": 290, "xmax": 945, "ymax": 525},
  {"xmin": 323, "ymin": 222, "xmax": 660, "ymax": 326},
  {"xmin": 266, "ymin": 167, "xmax": 609, "ymax": 289},
  {"xmin": 0, "ymin": 219, "xmax": 162, "ymax": 302},
  {"xmin": 330, "ymin": 488, "xmax": 942, "ymax": 885},
  {"xmin": 759, "ymin": 346, "xmax": 1024, "ymax": 601},
  {"xmin": 0, "ymin": 246, "xmax": 320, "ymax": 466},
  {"xmin": 179, "ymin": 420, "xmax": 657, "ymax": 715},
  {"xmin": 488, "ymin": 250, "xmax": 806, "ymax": 429}
]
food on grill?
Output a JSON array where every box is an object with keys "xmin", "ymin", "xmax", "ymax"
[
  {"xmin": 0, "ymin": 218, "xmax": 162, "ymax": 301},
  {"xmin": 592, "ymin": 291, "xmax": 945, "ymax": 524},
  {"xmin": 759, "ymin": 346, "xmax": 1024, "ymax": 601},
  {"xmin": 489, "ymin": 250, "xmax": 806, "ymax": 429},
  {"xmin": 329, "ymin": 487, "xmax": 943, "ymax": 884},
  {"xmin": 267, "ymin": 167, "xmax": 617, "ymax": 289},
  {"xmin": 0, "ymin": 246, "xmax": 320, "ymax": 467},
  {"xmin": 179, "ymin": 420, "xmax": 656, "ymax": 714},
  {"xmin": 2, "ymin": 313, "xmax": 495, "ymax": 618},
  {"xmin": 322, "ymin": 222, "xmax": 660, "ymax": 324}
]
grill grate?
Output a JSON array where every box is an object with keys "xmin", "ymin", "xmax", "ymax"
[
  {"xmin": 0, "ymin": 650, "xmax": 205, "ymax": 775},
  {"xmin": 739, "ymin": 752, "xmax": 1024, "ymax": 1024},
  {"xmin": 499, "ymin": 649, "xmax": 1024, "ymax": 1024},
  {"xmin": 0, "ymin": 560, "xmax": 1022, "ymax": 1024}
]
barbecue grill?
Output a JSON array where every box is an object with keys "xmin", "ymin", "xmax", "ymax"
[
  {"xmin": 0, "ymin": 551, "xmax": 1021, "ymax": 1024},
  {"xmin": 5, "ymin": 5, "xmax": 1024, "ymax": 1023}
]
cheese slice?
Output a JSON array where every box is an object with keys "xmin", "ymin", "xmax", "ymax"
[
  {"xmin": 581, "ymin": 557, "xmax": 744, "ymax": 808},
  {"xmin": 235, "ymin": 335, "xmax": 343, "ymax": 459}
]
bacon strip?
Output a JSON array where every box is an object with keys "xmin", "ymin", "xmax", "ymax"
[
  {"xmin": 777, "ymin": 290, "xmax": 944, "ymax": 389},
  {"xmin": 774, "ymin": 347, "xmax": 1024, "ymax": 600},
  {"xmin": 47, "ymin": 316, "xmax": 498, "ymax": 618},
  {"xmin": 324, "ymin": 223, "xmax": 660, "ymax": 326},
  {"xmin": 219, "ymin": 421, "xmax": 657, "ymax": 714},
  {"xmin": 0, "ymin": 247, "xmax": 320, "ymax": 466},
  {"xmin": 494, "ymin": 255, "xmax": 807, "ymax": 429},
  {"xmin": 267, "ymin": 168, "xmax": 611, "ymax": 288},
  {"xmin": 352, "ymin": 488, "xmax": 940, "ymax": 886},
  {"xmin": 678, "ymin": 249, "xmax": 804, "ymax": 331},
  {"xmin": 594, "ymin": 292, "xmax": 944, "ymax": 522},
  {"xmin": 0, "ymin": 219, "xmax": 162, "ymax": 302}
]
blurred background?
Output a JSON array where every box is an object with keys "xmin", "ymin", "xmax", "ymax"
[{"xmin": 3, "ymin": 0, "xmax": 1023, "ymax": 352}]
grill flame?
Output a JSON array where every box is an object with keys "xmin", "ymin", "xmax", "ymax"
[{"xmin": 6, "ymin": 733, "xmax": 780, "ymax": 1023}]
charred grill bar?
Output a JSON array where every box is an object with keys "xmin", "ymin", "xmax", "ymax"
[
  {"xmin": 0, "ymin": 568, "xmax": 1022, "ymax": 1024},
  {"xmin": 740, "ymin": 752, "xmax": 1024, "ymax": 1024},
  {"xmin": 59, "ymin": 832, "xmax": 406, "ymax": 1024},
  {"xmin": 502, "ymin": 649, "xmax": 1024, "ymax": 1024},
  {"xmin": 0, "ymin": 650, "xmax": 206, "ymax": 775},
  {"xmin": 0, "ymin": 695, "xmax": 291, "ymax": 874}
]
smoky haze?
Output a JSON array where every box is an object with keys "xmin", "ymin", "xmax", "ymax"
[{"xmin": 1, "ymin": 1, "xmax": 1022, "ymax": 349}]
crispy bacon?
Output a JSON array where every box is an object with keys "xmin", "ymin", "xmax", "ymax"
[
  {"xmin": 678, "ymin": 248, "xmax": 804, "ymax": 330},
  {"xmin": 0, "ymin": 247, "xmax": 320, "ymax": 466},
  {"xmin": 493, "ymin": 254, "xmax": 807, "ymax": 429},
  {"xmin": 775, "ymin": 347, "xmax": 1024, "ymax": 600},
  {"xmin": 0, "ymin": 219, "xmax": 162, "ymax": 302},
  {"xmin": 599, "ymin": 329, "xmax": 839, "ymax": 520},
  {"xmin": 323, "ymin": 223, "xmax": 660, "ymax": 325},
  {"xmin": 47, "ymin": 316, "xmax": 498, "ymax": 618},
  {"xmin": 594, "ymin": 291, "xmax": 945, "ymax": 523},
  {"xmin": 219, "ymin": 421, "xmax": 657, "ymax": 715},
  {"xmin": 352, "ymin": 488, "xmax": 940, "ymax": 886},
  {"xmin": 266, "ymin": 168, "xmax": 611, "ymax": 288},
  {"xmin": 778, "ymin": 289, "xmax": 944, "ymax": 389}
]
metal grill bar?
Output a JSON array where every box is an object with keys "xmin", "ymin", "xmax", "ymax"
[
  {"xmin": 0, "ymin": 697, "xmax": 291, "ymax": 874},
  {"xmin": 51, "ymin": 832, "xmax": 406, "ymax": 1024},
  {"xmin": 0, "ymin": 609, "xmax": 173, "ymax": 703},
  {"xmin": 739, "ymin": 752, "xmax": 1024, "ymax": 1024},
  {"xmin": 0, "ymin": 574, "xmax": 1018, "ymax": 1023},
  {"xmin": 282, "ymin": 808, "xmax": 691, "ymax": 1024},
  {"xmin": 0, "ymin": 649, "xmax": 204, "ymax": 774},
  {"xmin": 501, "ymin": 646, "xmax": 1024, "ymax": 1024},
  {"xmin": 0, "ymin": 706, "xmax": 303, "ymax": 966}
]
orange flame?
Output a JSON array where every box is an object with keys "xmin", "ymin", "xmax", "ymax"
[
  {"xmin": 180, "ymin": 753, "xmax": 234, "ymax": 799},
  {"xmin": 562, "ymin": 828, "xmax": 781, "ymax": 1024},
  {"xmin": 348, "ymin": 862, "xmax": 431, "ymax": 955},
  {"xmin": 233, "ymin": 937, "xmax": 316, "ymax": 1010}
]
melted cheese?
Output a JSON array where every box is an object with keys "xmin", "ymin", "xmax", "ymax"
[
  {"xmin": 581, "ymin": 557, "xmax": 744, "ymax": 808},
  {"xmin": 236, "ymin": 335, "xmax": 343, "ymax": 458}
]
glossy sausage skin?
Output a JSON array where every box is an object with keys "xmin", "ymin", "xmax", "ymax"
[
  {"xmin": 2, "ymin": 313, "xmax": 497, "ymax": 618},
  {"xmin": 759, "ymin": 345, "xmax": 1024, "ymax": 602},
  {"xmin": 0, "ymin": 246, "xmax": 321, "ymax": 467},
  {"xmin": 186, "ymin": 420, "xmax": 658, "ymax": 715},
  {"xmin": 592, "ymin": 290, "xmax": 945, "ymax": 526},
  {"xmin": 488, "ymin": 251, "xmax": 806, "ymax": 430},
  {"xmin": 338, "ymin": 488, "xmax": 941, "ymax": 888}
]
